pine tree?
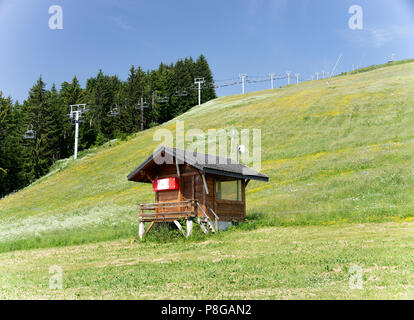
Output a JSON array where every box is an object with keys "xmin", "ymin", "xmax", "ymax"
[
  {"xmin": 83, "ymin": 70, "xmax": 121, "ymax": 146},
  {"xmin": 118, "ymin": 66, "xmax": 147, "ymax": 134},
  {"xmin": 0, "ymin": 93, "xmax": 27, "ymax": 196},
  {"xmin": 194, "ymin": 54, "xmax": 216, "ymax": 103},
  {"xmin": 23, "ymin": 76, "xmax": 59, "ymax": 179},
  {"xmin": 0, "ymin": 93, "xmax": 10, "ymax": 178},
  {"xmin": 153, "ymin": 63, "xmax": 172, "ymax": 124},
  {"xmin": 49, "ymin": 84, "xmax": 67, "ymax": 159}
]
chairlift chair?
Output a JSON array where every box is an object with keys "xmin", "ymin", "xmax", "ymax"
[
  {"xmin": 135, "ymin": 101, "xmax": 148, "ymax": 110},
  {"xmin": 71, "ymin": 118, "xmax": 84, "ymax": 125},
  {"xmin": 157, "ymin": 96, "xmax": 169, "ymax": 103},
  {"xmin": 23, "ymin": 125, "xmax": 36, "ymax": 140},
  {"xmin": 108, "ymin": 106, "xmax": 120, "ymax": 117}
]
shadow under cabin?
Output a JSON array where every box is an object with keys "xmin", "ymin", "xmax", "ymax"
[{"xmin": 127, "ymin": 146, "xmax": 269, "ymax": 238}]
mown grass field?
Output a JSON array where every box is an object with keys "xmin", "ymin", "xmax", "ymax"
[
  {"xmin": 0, "ymin": 221, "xmax": 413, "ymax": 299},
  {"xmin": 0, "ymin": 60, "xmax": 413, "ymax": 299}
]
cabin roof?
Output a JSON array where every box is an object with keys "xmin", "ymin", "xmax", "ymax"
[{"xmin": 127, "ymin": 146, "xmax": 269, "ymax": 183}]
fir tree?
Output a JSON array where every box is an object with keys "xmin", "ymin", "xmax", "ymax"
[
  {"xmin": 23, "ymin": 76, "xmax": 59, "ymax": 179},
  {"xmin": 194, "ymin": 54, "xmax": 216, "ymax": 103}
]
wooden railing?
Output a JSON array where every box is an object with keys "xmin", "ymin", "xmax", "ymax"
[
  {"xmin": 139, "ymin": 200, "xmax": 220, "ymax": 233},
  {"xmin": 205, "ymin": 202, "xmax": 219, "ymax": 232},
  {"xmin": 139, "ymin": 200, "xmax": 197, "ymax": 222}
]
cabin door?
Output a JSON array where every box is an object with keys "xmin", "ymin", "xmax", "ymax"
[
  {"xmin": 194, "ymin": 175, "xmax": 204, "ymax": 204},
  {"xmin": 181, "ymin": 175, "xmax": 194, "ymax": 201}
]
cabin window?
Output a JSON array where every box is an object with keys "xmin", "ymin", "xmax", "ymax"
[{"xmin": 216, "ymin": 180, "xmax": 242, "ymax": 201}]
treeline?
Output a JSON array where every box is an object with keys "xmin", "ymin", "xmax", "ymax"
[{"xmin": 0, "ymin": 54, "xmax": 216, "ymax": 197}]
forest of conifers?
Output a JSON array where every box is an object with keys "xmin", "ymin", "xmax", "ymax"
[{"xmin": 0, "ymin": 54, "xmax": 216, "ymax": 197}]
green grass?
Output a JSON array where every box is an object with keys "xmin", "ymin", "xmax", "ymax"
[
  {"xmin": 0, "ymin": 60, "xmax": 413, "ymax": 253},
  {"xmin": 1, "ymin": 221, "xmax": 414, "ymax": 299},
  {"xmin": 337, "ymin": 59, "xmax": 414, "ymax": 76}
]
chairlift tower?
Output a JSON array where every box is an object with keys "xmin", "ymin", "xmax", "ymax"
[
  {"xmin": 269, "ymin": 73, "xmax": 276, "ymax": 89},
  {"xmin": 69, "ymin": 104, "xmax": 87, "ymax": 160},
  {"xmin": 295, "ymin": 73, "xmax": 300, "ymax": 84},
  {"xmin": 286, "ymin": 71, "xmax": 291, "ymax": 85},
  {"xmin": 194, "ymin": 77, "xmax": 205, "ymax": 106},
  {"xmin": 139, "ymin": 97, "xmax": 149, "ymax": 131},
  {"xmin": 239, "ymin": 74, "xmax": 247, "ymax": 94}
]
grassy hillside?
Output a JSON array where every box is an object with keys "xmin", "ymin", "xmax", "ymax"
[{"xmin": 0, "ymin": 61, "xmax": 413, "ymax": 252}]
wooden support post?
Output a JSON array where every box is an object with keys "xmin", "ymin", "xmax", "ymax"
[
  {"xmin": 175, "ymin": 158, "xmax": 180, "ymax": 177},
  {"xmin": 202, "ymin": 173, "xmax": 209, "ymax": 195},
  {"xmin": 143, "ymin": 221, "xmax": 155, "ymax": 237}
]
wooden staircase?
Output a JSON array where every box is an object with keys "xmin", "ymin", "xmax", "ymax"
[{"xmin": 198, "ymin": 217, "xmax": 216, "ymax": 234}]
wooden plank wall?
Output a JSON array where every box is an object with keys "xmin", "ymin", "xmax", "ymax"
[
  {"xmin": 212, "ymin": 176, "xmax": 246, "ymax": 221},
  {"xmin": 151, "ymin": 163, "xmax": 246, "ymax": 221}
]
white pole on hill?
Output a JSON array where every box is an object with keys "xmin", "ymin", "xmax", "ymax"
[
  {"xmin": 74, "ymin": 111, "xmax": 79, "ymax": 160},
  {"xmin": 140, "ymin": 97, "xmax": 149, "ymax": 131},
  {"xmin": 286, "ymin": 71, "xmax": 291, "ymax": 85},
  {"xmin": 269, "ymin": 73, "xmax": 275, "ymax": 89},
  {"xmin": 239, "ymin": 74, "xmax": 247, "ymax": 94},
  {"xmin": 69, "ymin": 104, "xmax": 87, "ymax": 160},
  {"xmin": 194, "ymin": 77, "xmax": 205, "ymax": 105}
]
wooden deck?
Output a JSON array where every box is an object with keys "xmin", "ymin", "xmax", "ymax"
[
  {"xmin": 139, "ymin": 200, "xmax": 197, "ymax": 222},
  {"xmin": 138, "ymin": 199, "xmax": 219, "ymax": 238}
]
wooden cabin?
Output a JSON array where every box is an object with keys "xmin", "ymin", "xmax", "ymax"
[{"xmin": 127, "ymin": 146, "xmax": 269, "ymax": 238}]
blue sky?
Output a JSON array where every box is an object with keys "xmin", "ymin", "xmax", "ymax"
[{"xmin": 0, "ymin": 0, "xmax": 413, "ymax": 102}]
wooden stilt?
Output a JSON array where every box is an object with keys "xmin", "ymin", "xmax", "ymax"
[{"xmin": 143, "ymin": 221, "xmax": 155, "ymax": 237}]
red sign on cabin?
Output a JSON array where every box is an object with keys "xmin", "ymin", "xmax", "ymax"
[{"xmin": 152, "ymin": 177, "xmax": 180, "ymax": 192}]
